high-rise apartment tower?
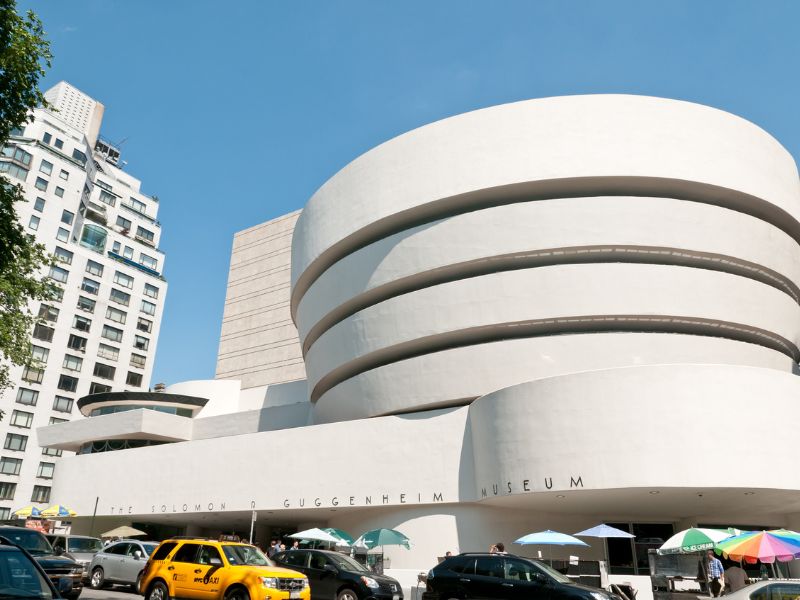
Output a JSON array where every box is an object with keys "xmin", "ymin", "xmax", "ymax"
[{"xmin": 0, "ymin": 82, "xmax": 167, "ymax": 515}]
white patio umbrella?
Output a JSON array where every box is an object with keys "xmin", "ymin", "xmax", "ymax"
[
  {"xmin": 515, "ymin": 530, "xmax": 589, "ymax": 565},
  {"xmin": 101, "ymin": 525, "xmax": 147, "ymax": 538},
  {"xmin": 288, "ymin": 527, "xmax": 343, "ymax": 547},
  {"xmin": 574, "ymin": 523, "xmax": 635, "ymax": 565}
]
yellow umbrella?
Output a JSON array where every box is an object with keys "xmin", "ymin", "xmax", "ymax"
[
  {"xmin": 40, "ymin": 505, "xmax": 76, "ymax": 518},
  {"xmin": 13, "ymin": 506, "xmax": 42, "ymax": 517}
]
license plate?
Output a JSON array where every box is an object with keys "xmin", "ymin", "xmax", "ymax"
[
  {"xmin": 393, "ymin": 595, "xmax": 399, "ymax": 600},
  {"xmin": 290, "ymin": 592, "xmax": 300, "ymax": 599}
]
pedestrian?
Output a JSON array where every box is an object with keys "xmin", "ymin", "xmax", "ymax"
[
  {"xmin": 725, "ymin": 561, "xmax": 748, "ymax": 593},
  {"xmin": 490, "ymin": 543, "xmax": 507, "ymax": 555},
  {"xmin": 289, "ymin": 541, "xmax": 300, "ymax": 551},
  {"xmin": 706, "ymin": 550, "xmax": 725, "ymax": 597},
  {"xmin": 445, "ymin": 551, "xmax": 452, "ymax": 558},
  {"xmin": 280, "ymin": 543, "xmax": 287, "ymax": 552},
  {"xmin": 267, "ymin": 540, "xmax": 278, "ymax": 557}
]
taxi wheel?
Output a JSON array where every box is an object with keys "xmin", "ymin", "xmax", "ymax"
[
  {"xmin": 337, "ymin": 589, "xmax": 359, "ymax": 600},
  {"xmin": 223, "ymin": 586, "xmax": 250, "ymax": 600},
  {"xmin": 90, "ymin": 567, "xmax": 106, "ymax": 589},
  {"xmin": 147, "ymin": 580, "xmax": 171, "ymax": 600}
]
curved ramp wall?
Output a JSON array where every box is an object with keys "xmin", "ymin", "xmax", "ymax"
[{"xmin": 290, "ymin": 95, "xmax": 800, "ymax": 423}]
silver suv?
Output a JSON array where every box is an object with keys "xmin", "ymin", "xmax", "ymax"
[
  {"xmin": 88, "ymin": 539, "xmax": 158, "ymax": 590},
  {"xmin": 46, "ymin": 533, "xmax": 102, "ymax": 580}
]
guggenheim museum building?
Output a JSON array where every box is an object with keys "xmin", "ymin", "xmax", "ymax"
[{"xmin": 40, "ymin": 95, "xmax": 800, "ymax": 588}]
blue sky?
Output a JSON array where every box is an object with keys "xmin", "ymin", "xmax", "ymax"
[{"xmin": 19, "ymin": 0, "xmax": 800, "ymax": 385}]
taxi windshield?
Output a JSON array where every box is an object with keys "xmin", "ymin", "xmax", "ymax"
[{"xmin": 223, "ymin": 545, "xmax": 273, "ymax": 567}]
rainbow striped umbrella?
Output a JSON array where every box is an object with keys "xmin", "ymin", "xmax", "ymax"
[{"xmin": 715, "ymin": 530, "xmax": 800, "ymax": 563}]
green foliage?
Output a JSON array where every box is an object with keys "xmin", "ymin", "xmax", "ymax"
[{"xmin": 0, "ymin": 0, "xmax": 53, "ymax": 397}]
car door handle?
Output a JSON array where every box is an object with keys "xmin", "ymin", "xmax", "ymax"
[
  {"xmin": 459, "ymin": 578, "xmax": 471, "ymax": 582},
  {"xmin": 167, "ymin": 566, "xmax": 174, "ymax": 571},
  {"xmin": 502, "ymin": 583, "xmax": 514, "ymax": 587},
  {"xmin": 194, "ymin": 569, "xmax": 202, "ymax": 573}
]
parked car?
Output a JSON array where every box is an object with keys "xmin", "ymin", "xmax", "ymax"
[
  {"xmin": 273, "ymin": 548, "xmax": 403, "ymax": 600},
  {"xmin": 88, "ymin": 538, "xmax": 158, "ymax": 590},
  {"xmin": 0, "ymin": 525, "xmax": 83, "ymax": 599},
  {"xmin": 723, "ymin": 580, "xmax": 800, "ymax": 600},
  {"xmin": 422, "ymin": 552, "xmax": 619, "ymax": 600},
  {"xmin": 139, "ymin": 537, "xmax": 309, "ymax": 600},
  {"xmin": 46, "ymin": 533, "xmax": 102, "ymax": 581},
  {"xmin": 0, "ymin": 532, "xmax": 61, "ymax": 599}
]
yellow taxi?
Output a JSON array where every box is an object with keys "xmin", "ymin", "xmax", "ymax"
[{"xmin": 139, "ymin": 538, "xmax": 310, "ymax": 600}]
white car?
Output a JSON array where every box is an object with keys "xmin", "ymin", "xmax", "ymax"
[
  {"xmin": 721, "ymin": 580, "xmax": 800, "ymax": 600},
  {"xmin": 88, "ymin": 539, "xmax": 158, "ymax": 590}
]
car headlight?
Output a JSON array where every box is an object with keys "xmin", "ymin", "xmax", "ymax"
[
  {"xmin": 591, "ymin": 593, "xmax": 610, "ymax": 600},
  {"xmin": 361, "ymin": 576, "xmax": 379, "ymax": 589},
  {"xmin": 71, "ymin": 566, "xmax": 83, "ymax": 575},
  {"xmin": 260, "ymin": 577, "xmax": 279, "ymax": 589},
  {"xmin": 303, "ymin": 577, "xmax": 309, "ymax": 589}
]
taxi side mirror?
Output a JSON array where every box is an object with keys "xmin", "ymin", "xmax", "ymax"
[{"xmin": 209, "ymin": 557, "xmax": 222, "ymax": 566}]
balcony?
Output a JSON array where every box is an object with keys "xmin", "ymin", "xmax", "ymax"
[{"xmin": 81, "ymin": 200, "xmax": 107, "ymax": 225}]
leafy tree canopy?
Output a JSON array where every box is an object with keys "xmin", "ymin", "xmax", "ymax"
[{"xmin": 0, "ymin": 0, "xmax": 53, "ymax": 396}]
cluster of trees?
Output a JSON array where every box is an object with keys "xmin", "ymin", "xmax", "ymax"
[{"xmin": 0, "ymin": 0, "xmax": 54, "ymax": 410}]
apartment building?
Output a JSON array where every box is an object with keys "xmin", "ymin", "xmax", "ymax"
[{"xmin": 0, "ymin": 81, "xmax": 167, "ymax": 514}]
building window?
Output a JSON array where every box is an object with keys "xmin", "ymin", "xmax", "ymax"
[
  {"xmin": 143, "ymin": 284, "xmax": 159, "ymax": 299},
  {"xmin": 32, "ymin": 323, "xmax": 54, "ymax": 342},
  {"xmin": 42, "ymin": 132, "xmax": 51, "ymax": 144},
  {"xmin": 38, "ymin": 159, "xmax": 52, "ymax": 175},
  {"xmin": 34, "ymin": 177, "xmax": 47, "ymax": 191},
  {"xmin": 140, "ymin": 300, "xmax": 156, "ymax": 316},
  {"xmin": 48, "ymin": 265, "xmax": 69, "ymax": 284},
  {"xmin": 59, "ymin": 169, "xmax": 68, "ymax": 180},
  {"xmin": 30, "ymin": 345, "xmax": 49, "ymax": 364},
  {"xmin": 85, "ymin": 260, "xmax": 103, "ymax": 276},
  {"xmin": 48, "ymin": 417, "xmax": 66, "ymax": 425},
  {"xmin": 36, "ymin": 462, "xmax": 54, "ymax": 479},
  {"xmin": 4, "ymin": 434, "xmax": 27, "ymax": 452},
  {"xmin": 42, "ymin": 447, "xmax": 61, "ymax": 458},
  {"xmin": 110, "ymin": 288, "xmax": 130, "ymax": 306},
  {"xmin": 0, "ymin": 161, "xmax": 29, "ymax": 180},
  {"xmin": 134, "ymin": 335, "xmax": 149, "ymax": 351},
  {"xmin": 130, "ymin": 353, "xmax": 146, "ymax": 369},
  {"xmin": 135, "ymin": 226, "xmax": 154, "ymax": 244},
  {"xmin": 98, "ymin": 190, "xmax": 116, "ymax": 206},
  {"xmin": 111, "ymin": 240, "xmax": 121, "ymax": 253},
  {"xmin": 93, "ymin": 363, "xmax": 115, "ymax": 380},
  {"xmin": 97, "ymin": 344, "xmax": 119, "ymax": 361},
  {"xmin": 15, "ymin": 388, "xmax": 38, "ymax": 406},
  {"xmin": 53, "ymin": 396, "xmax": 73, "ymax": 413},
  {"xmin": 79, "ymin": 223, "xmax": 107, "ymax": 253},
  {"xmin": 37, "ymin": 304, "xmax": 59, "ymax": 323},
  {"xmin": 28, "ymin": 215, "xmax": 39, "ymax": 230},
  {"xmin": 61, "ymin": 209, "xmax": 73, "ymax": 225},
  {"xmin": 66, "ymin": 334, "xmax": 87, "ymax": 352},
  {"xmin": 54, "ymin": 186, "xmax": 64, "ymax": 198},
  {"xmin": 101, "ymin": 325, "xmax": 123, "ymax": 343},
  {"xmin": 0, "ymin": 483, "xmax": 16, "ymax": 501},
  {"xmin": 57, "ymin": 374, "xmax": 78, "ymax": 392},
  {"xmin": 89, "ymin": 382, "xmax": 111, "ymax": 394},
  {"xmin": 62, "ymin": 354, "xmax": 83, "ymax": 372},
  {"xmin": 48, "ymin": 286, "xmax": 63, "ymax": 303},
  {"xmin": 126, "ymin": 197, "xmax": 147, "ymax": 213},
  {"xmin": 96, "ymin": 179, "xmax": 112, "ymax": 192},
  {"xmin": 105, "ymin": 306, "xmax": 126, "ymax": 324},
  {"xmin": 31, "ymin": 485, "xmax": 50, "ymax": 503},
  {"xmin": 9, "ymin": 410, "xmax": 33, "ymax": 429},
  {"xmin": 33, "ymin": 197, "xmax": 45, "ymax": 212},
  {"xmin": 123, "ymin": 246, "xmax": 133, "ymax": 259},
  {"xmin": 72, "ymin": 148, "xmax": 86, "ymax": 165},
  {"xmin": 136, "ymin": 317, "xmax": 152, "ymax": 333},
  {"xmin": 0, "ymin": 145, "xmax": 31, "ymax": 165},
  {"xmin": 77, "ymin": 295, "xmax": 96, "ymax": 313},
  {"xmin": 81, "ymin": 278, "xmax": 100, "ymax": 295},
  {"xmin": 113, "ymin": 271, "xmax": 133, "ymax": 288},
  {"xmin": 54, "ymin": 247, "xmax": 73, "ymax": 264},
  {"xmin": 56, "ymin": 227, "xmax": 69, "ymax": 242},
  {"xmin": 54, "ymin": 138, "xmax": 63, "ymax": 149},
  {"xmin": 126, "ymin": 372, "xmax": 143, "ymax": 387},
  {"xmin": 115, "ymin": 216, "xmax": 131, "ymax": 231},
  {"xmin": 0, "ymin": 458, "xmax": 22, "ymax": 476},
  {"xmin": 139, "ymin": 254, "xmax": 158, "ymax": 270},
  {"xmin": 72, "ymin": 315, "xmax": 91, "ymax": 332},
  {"xmin": 21, "ymin": 366, "xmax": 43, "ymax": 384}
]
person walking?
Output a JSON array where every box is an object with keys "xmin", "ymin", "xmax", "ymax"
[
  {"xmin": 725, "ymin": 561, "xmax": 748, "ymax": 593},
  {"xmin": 706, "ymin": 550, "xmax": 725, "ymax": 597}
]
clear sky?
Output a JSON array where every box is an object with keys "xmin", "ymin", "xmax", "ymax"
[{"xmin": 18, "ymin": 0, "xmax": 800, "ymax": 385}]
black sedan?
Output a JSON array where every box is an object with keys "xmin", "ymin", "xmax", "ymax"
[{"xmin": 274, "ymin": 549, "xmax": 402, "ymax": 600}]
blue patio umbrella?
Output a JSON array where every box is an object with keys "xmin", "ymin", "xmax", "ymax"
[
  {"xmin": 575, "ymin": 523, "xmax": 635, "ymax": 565},
  {"xmin": 514, "ymin": 530, "xmax": 589, "ymax": 565}
]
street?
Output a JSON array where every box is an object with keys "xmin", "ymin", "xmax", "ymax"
[{"xmin": 81, "ymin": 587, "xmax": 141, "ymax": 599}]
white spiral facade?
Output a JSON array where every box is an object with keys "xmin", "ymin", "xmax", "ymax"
[{"xmin": 290, "ymin": 95, "xmax": 800, "ymax": 424}]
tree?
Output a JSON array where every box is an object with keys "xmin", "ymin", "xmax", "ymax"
[{"xmin": 0, "ymin": 1, "xmax": 54, "ymax": 399}]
